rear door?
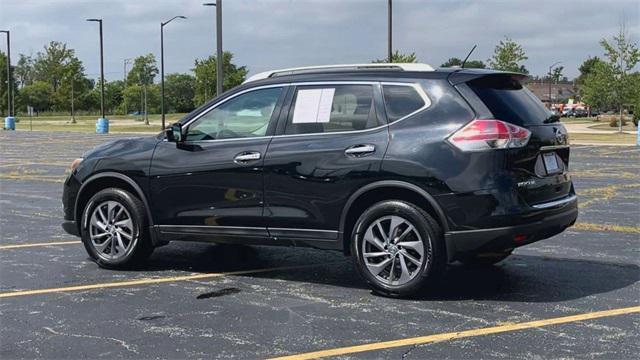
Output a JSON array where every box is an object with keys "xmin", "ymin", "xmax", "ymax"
[
  {"xmin": 263, "ymin": 82, "xmax": 389, "ymax": 243},
  {"xmin": 459, "ymin": 74, "xmax": 572, "ymax": 205}
]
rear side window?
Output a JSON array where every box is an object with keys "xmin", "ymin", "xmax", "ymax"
[
  {"xmin": 285, "ymin": 85, "xmax": 381, "ymax": 135},
  {"xmin": 468, "ymin": 76, "xmax": 550, "ymax": 125},
  {"xmin": 382, "ymin": 85, "xmax": 426, "ymax": 122}
]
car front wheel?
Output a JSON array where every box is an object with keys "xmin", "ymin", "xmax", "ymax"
[
  {"xmin": 352, "ymin": 200, "xmax": 445, "ymax": 297},
  {"xmin": 80, "ymin": 188, "xmax": 153, "ymax": 268}
]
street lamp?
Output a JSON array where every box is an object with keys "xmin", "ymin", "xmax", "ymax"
[
  {"xmin": 548, "ymin": 61, "xmax": 562, "ymax": 110},
  {"xmin": 203, "ymin": 1, "xmax": 223, "ymax": 97},
  {"xmin": 160, "ymin": 15, "xmax": 186, "ymax": 130},
  {"xmin": 387, "ymin": 0, "xmax": 392, "ymax": 63},
  {"xmin": 123, "ymin": 58, "xmax": 131, "ymax": 115},
  {"xmin": 0, "ymin": 30, "xmax": 12, "ymax": 126},
  {"xmin": 86, "ymin": 18, "xmax": 107, "ymax": 132}
]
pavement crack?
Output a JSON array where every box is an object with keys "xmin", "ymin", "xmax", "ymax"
[
  {"xmin": 401, "ymin": 343, "xmax": 418, "ymax": 359},
  {"xmin": 43, "ymin": 326, "xmax": 139, "ymax": 354}
]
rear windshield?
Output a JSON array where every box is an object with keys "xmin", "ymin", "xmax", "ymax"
[{"xmin": 468, "ymin": 75, "xmax": 550, "ymax": 125}]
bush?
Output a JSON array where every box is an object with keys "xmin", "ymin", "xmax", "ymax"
[{"xmin": 609, "ymin": 117, "xmax": 628, "ymax": 127}]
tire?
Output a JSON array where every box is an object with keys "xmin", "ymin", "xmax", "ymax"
[
  {"xmin": 458, "ymin": 251, "xmax": 512, "ymax": 266},
  {"xmin": 351, "ymin": 200, "xmax": 445, "ymax": 297},
  {"xmin": 80, "ymin": 188, "xmax": 153, "ymax": 269}
]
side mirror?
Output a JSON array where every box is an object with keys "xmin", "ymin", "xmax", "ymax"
[{"xmin": 165, "ymin": 123, "xmax": 183, "ymax": 143}]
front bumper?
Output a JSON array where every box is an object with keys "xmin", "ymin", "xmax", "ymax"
[{"xmin": 444, "ymin": 195, "xmax": 578, "ymax": 261}]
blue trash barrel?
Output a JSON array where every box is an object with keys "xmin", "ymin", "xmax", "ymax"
[
  {"xmin": 96, "ymin": 117, "xmax": 109, "ymax": 134},
  {"xmin": 4, "ymin": 116, "xmax": 16, "ymax": 130}
]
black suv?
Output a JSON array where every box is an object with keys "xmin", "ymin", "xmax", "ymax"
[{"xmin": 62, "ymin": 64, "xmax": 577, "ymax": 296}]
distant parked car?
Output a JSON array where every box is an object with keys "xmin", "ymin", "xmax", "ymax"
[
  {"xmin": 590, "ymin": 109, "xmax": 600, "ymax": 117},
  {"xmin": 561, "ymin": 108, "xmax": 574, "ymax": 117},
  {"xmin": 129, "ymin": 111, "xmax": 146, "ymax": 116},
  {"xmin": 573, "ymin": 108, "xmax": 588, "ymax": 117}
]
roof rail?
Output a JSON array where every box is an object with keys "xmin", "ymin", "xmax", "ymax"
[{"xmin": 243, "ymin": 63, "xmax": 435, "ymax": 83}]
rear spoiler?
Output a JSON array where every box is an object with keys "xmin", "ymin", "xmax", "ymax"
[{"xmin": 447, "ymin": 69, "xmax": 528, "ymax": 86}]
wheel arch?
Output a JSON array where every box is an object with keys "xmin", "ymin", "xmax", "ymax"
[
  {"xmin": 75, "ymin": 172, "xmax": 154, "ymax": 229},
  {"xmin": 340, "ymin": 180, "xmax": 449, "ymax": 255}
]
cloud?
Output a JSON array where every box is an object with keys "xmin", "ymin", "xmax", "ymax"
[{"xmin": 0, "ymin": 0, "xmax": 638, "ymax": 80}]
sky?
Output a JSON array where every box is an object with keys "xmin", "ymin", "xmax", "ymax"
[{"xmin": 1, "ymin": 0, "xmax": 638, "ymax": 82}]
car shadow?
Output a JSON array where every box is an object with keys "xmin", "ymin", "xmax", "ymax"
[{"xmin": 142, "ymin": 243, "xmax": 639, "ymax": 303}]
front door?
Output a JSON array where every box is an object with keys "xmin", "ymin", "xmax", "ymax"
[
  {"xmin": 263, "ymin": 83, "xmax": 389, "ymax": 243},
  {"xmin": 150, "ymin": 85, "xmax": 286, "ymax": 241}
]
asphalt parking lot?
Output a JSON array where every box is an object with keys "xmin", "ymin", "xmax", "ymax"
[{"xmin": 0, "ymin": 131, "xmax": 638, "ymax": 359}]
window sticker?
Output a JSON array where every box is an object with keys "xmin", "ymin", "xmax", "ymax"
[{"xmin": 292, "ymin": 88, "xmax": 335, "ymax": 124}]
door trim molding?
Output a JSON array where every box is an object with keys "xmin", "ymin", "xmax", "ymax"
[{"xmin": 156, "ymin": 225, "xmax": 268, "ymax": 238}]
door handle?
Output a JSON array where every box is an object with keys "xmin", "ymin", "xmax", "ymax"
[
  {"xmin": 234, "ymin": 151, "xmax": 261, "ymax": 164},
  {"xmin": 345, "ymin": 144, "xmax": 376, "ymax": 157}
]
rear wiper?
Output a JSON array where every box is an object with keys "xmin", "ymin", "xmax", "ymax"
[{"xmin": 543, "ymin": 115, "xmax": 560, "ymax": 123}]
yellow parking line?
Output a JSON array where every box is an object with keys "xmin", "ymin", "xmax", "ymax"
[
  {"xmin": 270, "ymin": 306, "xmax": 640, "ymax": 360},
  {"xmin": 0, "ymin": 241, "xmax": 81, "ymax": 250},
  {"xmin": 0, "ymin": 263, "xmax": 333, "ymax": 299}
]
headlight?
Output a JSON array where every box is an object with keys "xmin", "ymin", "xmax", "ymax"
[{"xmin": 70, "ymin": 158, "xmax": 83, "ymax": 172}]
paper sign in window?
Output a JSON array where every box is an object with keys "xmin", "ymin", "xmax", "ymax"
[{"xmin": 292, "ymin": 88, "xmax": 335, "ymax": 124}]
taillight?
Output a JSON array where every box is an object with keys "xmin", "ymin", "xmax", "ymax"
[{"xmin": 447, "ymin": 119, "xmax": 531, "ymax": 152}]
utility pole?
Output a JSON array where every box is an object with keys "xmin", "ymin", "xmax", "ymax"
[
  {"xmin": 548, "ymin": 61, "xmax": 561, "ymax": 110},
  {"xmin": 203, "ymin": 1, "xmax": 223, "ymax": 97},
  {"xmin": 160, "ymin": 16, "xmax": 186, "ymax": 130},
  {"xmin": 388, "ymin": 0, "xmax": 393, "ymax": 63},
  {"xmin": 123, "ymin": 58, "xmax": 131, "ymax": 115}
]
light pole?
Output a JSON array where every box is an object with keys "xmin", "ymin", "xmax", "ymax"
[
  {"xmin": 387, "ymin": 0, "xmax": 393, "ymax": 62},
  {"xmin": 161, "ymin": 15, "xmax": 186, "ymax": 130},
  {"xmin": 0, "ymin": 30, "xmax": 12, "ymax": 125},
  {"xmin": 548, "ymin": 61, "xmax": 562, "ymax": 110},
  {"xmin": 86, "ymin": 18, "xmax": 107, "ymax": 132},
  {"xmin": 123, "ymin": 58, "xmax": 131, "ymax": 115},
  {"xmin": 203, "ymin": 1, "xmax": 223, "ymax": 97}
]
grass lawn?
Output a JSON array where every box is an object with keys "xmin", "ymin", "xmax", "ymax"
[
  {"xmin": 588, "ymin": 122, "xmax": 637, "ymax": 132},
  {"xmin": 11, "ymin": 119, "xmax": 162, "ymax": 133},
  {"xmin": 10, "ymin": 113, "xmax": 188, "ymax": 123},
  {"xmin": 570, "ymin": 132, "xmax": 637, "ymax": 145}
]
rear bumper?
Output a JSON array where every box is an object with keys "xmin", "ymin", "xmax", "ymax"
[
  {"xmin": 62, "ymin": 220, "xmax": 80, "ymax": 237},
  {"xmin": 444, "ymin": 195, "xmax": 578, "ymax": 261}
]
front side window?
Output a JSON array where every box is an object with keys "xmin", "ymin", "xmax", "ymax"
[
  {"xmin": 186, "ymin": 87, "xmax": 283, "ymax": 141},
  {"xmin": 285, "ymin": 85, "xmax": 380, "ymax": 135},
  {"xmin": 382, "ymin": 85, "xmax": 426, "ymax": 122}
]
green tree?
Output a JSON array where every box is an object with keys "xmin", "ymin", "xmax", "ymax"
[
  {"xmin": 126, "ymin": 54, "xmax": 158, "ymax": 87},
  {"xmin": 577, "ymin": 56, "xmax": 603, "ymax": 84},
  {"xmin": 15, "ymin": 54, "xmax": 35, "ymax": 88},
  {"xmin": 17, "ymin": 81, "xmax": 53, "ymax": 112},
  {"xmin": 548, "ymin": 66, "xmax": 564, "ymax": 83},
  {"xmin": 600, "ymin": 24, "xmax": 640, "ymax": 131},
  {"xmin": 0, "ymin": 52, "xmax": 8, "ymax": 116},
  {"xmin": 488, "ymin": 37, "xmax": 529, "ymax": 73},
  {"xmin": 127, "ymin": 54, "xmax": 158, "ymax": 124},
  {"xmin": 579, "ymin": 60, "xmax": 615, "ymax": 113},
  {"xmin": 123, "ymin": 84, "xmax": 143, "ymax": 115},
  {"xmin": 372, "ymin": 50, "xmax": 417, "ymax": 63},
  {"xmin": 440, "ymin": 57, "xmax": 486, "ymax": 68},
  {"xmin": 193, "ymin": 51, "xmax": 248, "ymax": 106},
  {"xmin": 33, "ymin": 41, "xmax": 77, "ymax": 92},
  {"xmin": 165, "ymin": 73, "xmax": 195, "ymax": 113},
  {"xmin": 104, "ymin": 80, "xmax": 124, "ymax": 115}
]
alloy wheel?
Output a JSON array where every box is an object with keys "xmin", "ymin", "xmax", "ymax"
[
  {"xmin": 361, "ymin": 215, "xmax": 428, "ymax": 286},
  {"xmin": 89, "ymin": 200, "xmax": 136, "ymax": 261}
]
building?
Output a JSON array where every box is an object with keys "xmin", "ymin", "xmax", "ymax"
[{"xmin": 526, "ymin": 80, "xmax": 577, "ymax": 106}]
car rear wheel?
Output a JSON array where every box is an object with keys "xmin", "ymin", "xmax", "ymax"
[
  {"xmin": 352, "ymin": 200, "xmax": 445, "ymax": 297},
  {"xmin": 80, "ymin": 188, "xmax": 153, "ymax": 268}
]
